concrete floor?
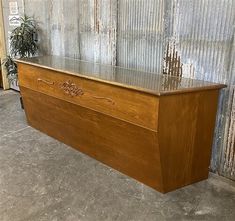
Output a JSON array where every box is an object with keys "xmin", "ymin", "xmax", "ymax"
[{"xmin": 0, "ymin": 90, "xmax": 235, "ymax": 221}]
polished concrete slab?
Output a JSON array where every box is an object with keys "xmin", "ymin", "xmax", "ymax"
[{"xmin": 0, "ymin": 90, "xmax": 235, "ymax": 221}]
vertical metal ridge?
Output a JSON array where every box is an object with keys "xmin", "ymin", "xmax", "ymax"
[{"xmin": 117, "ymin": 0, "xmax": 165, "ymax": 73}]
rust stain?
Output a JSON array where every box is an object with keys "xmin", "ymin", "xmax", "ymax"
[
  {"xmin": 163, "ymin": 43, "xmax": 183, "ymax": 77},
  {"xmin": 222, "ymin": 87, "xmax": 235, "ymax": 178},
  {"xmin": 94, "ymin": 0, "xmax": 100, "ymax": 33}
]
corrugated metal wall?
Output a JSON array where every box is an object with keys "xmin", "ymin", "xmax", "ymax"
[
  {"xmin": 3, "ymin": 0, "xmax": 235, "ymax": 180},
  {"xmin": 117, "ymin": 0, "xmax": 165, "ymax": 72},
  {"xmin": 23, "ymin": 0, "xmax": 118, "ymax": 64},
  {"xmin": 166, "ymin": 0, "xmax": 235, "ymax": 180},
  {"xmin": 24, "ymin": 0, "xmax": 165, "ymax": 72}
]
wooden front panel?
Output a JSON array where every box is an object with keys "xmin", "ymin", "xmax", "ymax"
[
  {"xmin": 18, "ymin": 63, "xmax": 159, "ymax": 130},
  {"xmin": 158, "ymin": 90, "xmax": 220, "ymax": 193},
  {"xmin": 21, "ymin": 87, "xmax": 163, "ymax": 191}
]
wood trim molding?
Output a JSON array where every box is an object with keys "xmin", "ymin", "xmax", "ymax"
[{"xmin": 0, "ymin": 0, "xmax": 9, "ymax": 90}]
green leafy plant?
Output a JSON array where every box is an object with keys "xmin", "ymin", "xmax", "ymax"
[
  {"xmin": 2, "ymin": 56, "xmax": 18, "ymax": 83},
  {"xmin": 10, "ymin": 15, "xmax": 38, "ymax": 58},
  {"xmin": 3, "ymin": 15, "xmax": 38, "ymax": 84}
]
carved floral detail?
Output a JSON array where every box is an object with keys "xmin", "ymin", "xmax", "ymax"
[{"xmin": 59, "ymin": 80, "xmax": 84, "ymax": 97}]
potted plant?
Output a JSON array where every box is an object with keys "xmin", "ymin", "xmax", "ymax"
[
  {"xmin": 2, "ymin": 56, "xmax": 17, "ymax": 84},
  {"xmin": 3, "ymin": 15, "xmax": 38, "ymax": 89},
  {"xmin": 3, "ymin": 15, "xmax": 38, "ymax": 108},
  {"xmin": 10, "ymin": 15, "xmax": 38, "ymax": 58}
]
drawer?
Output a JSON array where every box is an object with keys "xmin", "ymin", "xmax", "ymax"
[{"xmin": 18, "ymin": 63, "xmax": 159, "ymax": 130}]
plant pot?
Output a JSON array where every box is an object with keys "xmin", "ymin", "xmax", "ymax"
[
  {"xmin": 20, "ymin": 96, "xmax": 24, "ymax": 109},
  {"xmin": 10, "ymin": 80, "xmax": 20, "ymax": 91}
]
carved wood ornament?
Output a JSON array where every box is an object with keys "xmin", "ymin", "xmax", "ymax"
[
  {"xmin": 38, "ymin": 78, "xmax": 115, "ymax": 104},
  {"xmin": 37, "ymin": 78, "xmax": 55, "ymax": 85},
  {"xmin": 59, "ymin": 80, "xmax": 84, "ymax": 97}
]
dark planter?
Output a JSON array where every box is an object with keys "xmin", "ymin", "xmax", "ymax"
[{"xmin": 20, "ymin": 96, "xmax": 24, "ymax": 109}]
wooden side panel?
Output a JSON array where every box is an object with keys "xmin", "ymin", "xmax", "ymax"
[
  {"xmin": 158, "ymin": 90, "xmax": 220, "ymax": 192},
  {"xmin": 18, "ymin": 64, "xmax": 159, "ymax": 130},
  {"xmin": 20, "ymin": 87, "xmax": 163, "ymax": 191}
]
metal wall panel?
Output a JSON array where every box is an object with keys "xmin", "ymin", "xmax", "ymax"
[
  {"xmin": 166, "ymin": 0, "xmax": 235, "ymax": 180},
  {"xmin": 24, "ymin": 0, "xmax": 117, "ymax": 64},
  {"xmin": 222, "ymin": 86, "xmax": 235, "ymax": 178},
  {"xmin": 117, "ymin": 0, "xmax": 165, "ymax": 73}
]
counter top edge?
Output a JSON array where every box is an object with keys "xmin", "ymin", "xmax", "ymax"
[{"xmin": 16, "ymin": 59, "xmax": 227, "ymax": 97}]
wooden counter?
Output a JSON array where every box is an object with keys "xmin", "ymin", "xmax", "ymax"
[{"xmin": 17, "ymin": 56, "xmax": 226, "ymax": 193}]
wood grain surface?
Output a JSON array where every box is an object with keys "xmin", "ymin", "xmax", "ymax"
[
  {"xmin": 21, "ymin": 87, "xmax": 163, "ymax": 191},
  {"xmin": 158, "ymin": 90, "xmax": 219, "ymax": 192},
  {"xmin": 18, "ymin": 63, "xmax": 159, "ymax": 131},
  {"xmin": 18, "ymin": 62, "xmax": 223, "ymax": 193}
]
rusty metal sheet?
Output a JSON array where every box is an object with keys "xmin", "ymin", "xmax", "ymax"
[{"xmin": 165, "ymin": 0, "xmax": 235, "ymax": 180}]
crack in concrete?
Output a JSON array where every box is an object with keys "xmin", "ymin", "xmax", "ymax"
[{"xmin": 0, "ymin": 126, "xmax": 30, "ymax": 139}]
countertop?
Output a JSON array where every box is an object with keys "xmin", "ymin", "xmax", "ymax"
[{"xmin": 16, "ymin": 56, "xmax": 226, "ymax": 96}]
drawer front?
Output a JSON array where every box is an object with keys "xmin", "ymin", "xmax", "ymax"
[{"xmin": 18, "ymin": 63, "xmax": 158, "ymax": 130}]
